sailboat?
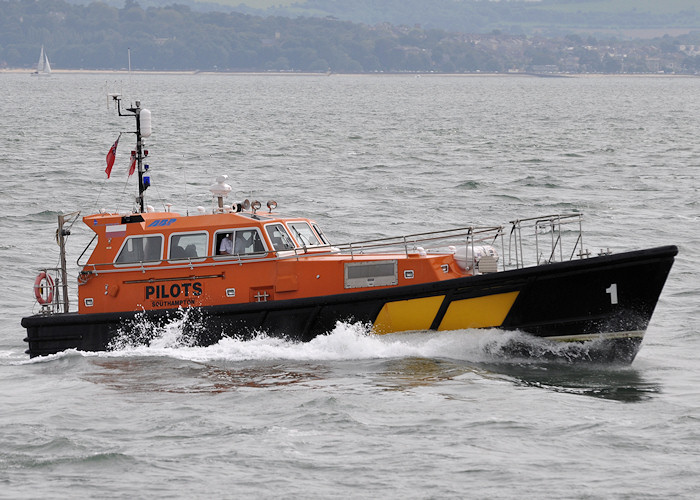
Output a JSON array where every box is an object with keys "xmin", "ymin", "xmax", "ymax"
[{"xmin": 31, "ymin": 45, "xmax": 51, "ymax": 77}]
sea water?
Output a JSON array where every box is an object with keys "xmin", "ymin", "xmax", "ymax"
[{"xmin": 0, "ymin": 73, "xmax": 699, "ymax": 498}]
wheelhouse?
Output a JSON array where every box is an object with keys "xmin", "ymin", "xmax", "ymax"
[{"xmin": 82, "ymin": 209, "xmax": 333, "ymax": 269}]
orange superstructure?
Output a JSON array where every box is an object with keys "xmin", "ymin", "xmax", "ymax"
[{"xmin": 77, "ymin": 208, "xmax": 465, "ymax": 315}]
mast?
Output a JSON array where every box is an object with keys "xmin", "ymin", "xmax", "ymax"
[
  {"xmin": 130, "ymin": 100, "xmax": 146, "ymax": 213},
  {"xmin": 57, "ymin": 214, "xmax": 69, "ymax": 312},
  {"xmin": 113, "ymin": 96, "xmax": 152, "ymax": 213}
]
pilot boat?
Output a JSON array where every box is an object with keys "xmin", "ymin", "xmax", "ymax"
[{"xmin": 22, "ymin": 99, "xmax": 677, "ymax": 362}]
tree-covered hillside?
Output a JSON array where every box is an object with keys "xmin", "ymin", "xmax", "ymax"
[
  {"xmin": 207, "ymin": 0, "xmax": 700, "ymax": 37},
  {"xmin": 2, "ymin": 0, "xmax": 700, "ymax": 73}
]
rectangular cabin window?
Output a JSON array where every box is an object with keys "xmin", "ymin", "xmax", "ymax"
[
  {"xmin": 265, "ymin": 224, "xmax": 296, "ymax": 251},
  {"xmin": 169, "ymin": 232, "xmax": 208, "ymax": 261},
  {"xmin": 215, "ymin": 229, "xmax": 267, "ymax": 258},
  {"xmin": 344, "ymin": 260, "xmax": 398, "ymax": 289},
  {"xmin": 287, "ymin": 222, "xmax": 321, "ymax": 247},
  {"xmin": 115, "ymin": 235, "xmax": 163, "ymax": 265}
]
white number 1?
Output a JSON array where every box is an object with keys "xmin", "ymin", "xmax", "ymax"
[{"xmin": 606, "ymin": 283, "xmax": 618, "ymax": 305}]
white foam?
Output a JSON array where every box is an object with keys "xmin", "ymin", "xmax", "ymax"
[
  {"xmin": 18, "ymin": 312, "xmax": 609, "ymax": 365},
  {"xmin": 100, "ymin": 317, "xmax": 537, "ymax": 364}
]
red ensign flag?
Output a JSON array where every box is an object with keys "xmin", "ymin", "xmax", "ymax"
[
  {"xmin": 128, "ymin": 150, "xmax": 137, "ymax": 177},
  {"xmin": 105, "ymin": 137, "xmax": 119, "ymax": 178}
]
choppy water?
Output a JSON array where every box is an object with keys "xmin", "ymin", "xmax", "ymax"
[{"xmin": 1, "ymin": 73, "xmax": 699, "ymax": 498}]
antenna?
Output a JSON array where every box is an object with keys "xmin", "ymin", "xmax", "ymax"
[
  {"xmin": 183, "ymin": 155, "xmax": 190, "ymax": 216},
  {"xmin": 112, "ymin": 95, "xmax": 152, "ymax": 213},
  {"xmin": 127, "ymin": 48, "xmax": 132, "ymax": 90}
]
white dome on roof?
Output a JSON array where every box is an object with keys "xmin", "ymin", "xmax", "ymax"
[{"xmin": 209, "ymin": 175, "xmax": 232, "ymax": 198}]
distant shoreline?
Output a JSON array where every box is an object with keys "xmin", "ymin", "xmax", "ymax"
[{"xmin": 2, "ymin": 68, "xmax": 697, "ymax": 78}]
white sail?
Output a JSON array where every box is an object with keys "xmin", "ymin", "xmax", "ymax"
[
  {"xmin": 32, "ymin": 45, "xmax": 51, "ymax": 76},
  {"xmin": 36, "ymin": 46, "xmax": 45, "ymax": 73}
]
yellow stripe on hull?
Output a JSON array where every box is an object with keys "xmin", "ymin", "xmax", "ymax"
[
  {"xmin": 438, "ymin": 291, "xmax": 520, "ymax": 331},
  {"xmin": 373, "ymin": 295, "xmax": 445, "ymax": 334},
  {"xmin": 373, "ymin": 291, "xmax": 520, "ymax": 335}
]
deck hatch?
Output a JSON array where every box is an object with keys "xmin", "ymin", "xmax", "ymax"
[
  {"xmin": 344, "ymin": 260, "xmax": 398, "ymax": 289},
  {"xmin": 121, "ymin": 215, "xmax": 144, "ymax": 224}
]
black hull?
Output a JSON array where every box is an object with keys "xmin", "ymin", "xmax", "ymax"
[{"xmin": 22, "ymin": 245, "xmax": 677, "ymax": 362}]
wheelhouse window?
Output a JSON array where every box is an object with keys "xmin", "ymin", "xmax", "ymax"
[
  {"xmin": 265, "ymin": 224, "xmax": 295, "ymax": 251},
  {"xmin": 169, "ymin": 232, "xmax": 208, "ymax": 261},
  {"xmin": 287, "ymin": 222, "xmax": 321, "ymax": 247},
  {"xmin": 215, "ymin": 229, "xmax": 267, "ymax": 257},
  {"xmin": 115, "ymin": 235, "xmax": 163, "ymax": 265}
]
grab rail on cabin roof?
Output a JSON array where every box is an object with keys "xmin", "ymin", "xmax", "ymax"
[{"xmin": 336, "ymin": 225, "xmax": 504, "ymax": 257}]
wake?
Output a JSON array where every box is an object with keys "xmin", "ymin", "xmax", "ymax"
[
  {"xmin": 14, "ymin": 309, "xmax": 622, "ymax": 365},
  {"xmin": 96, "ymin": 310, "xmax": 608, "ymax": 364}
]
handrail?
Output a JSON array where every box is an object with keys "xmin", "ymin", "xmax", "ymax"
[
  {"xmin": 77, "ymin": 233, "xmax": 98, "ymax": 267},
  {"xmin": 509, "ymin": 213, "xmax": 585, "ymax": 268},
  {"xmin": 35, "ymin": 267, "xmax": 67, "ymax": 314}
]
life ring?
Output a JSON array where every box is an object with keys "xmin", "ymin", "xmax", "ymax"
[{"xmin": 34, "ymin": 272, "xmax": 55, "ymax": 305}]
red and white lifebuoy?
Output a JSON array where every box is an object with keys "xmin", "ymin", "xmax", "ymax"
[{"xmin": 34, "ymin": 272, "xmax": 54, "ymax": 305}]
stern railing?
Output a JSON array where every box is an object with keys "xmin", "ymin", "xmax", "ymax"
[{"xmin": 35, "ymin": 267, "xmax": 68, "ymax": 314}]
